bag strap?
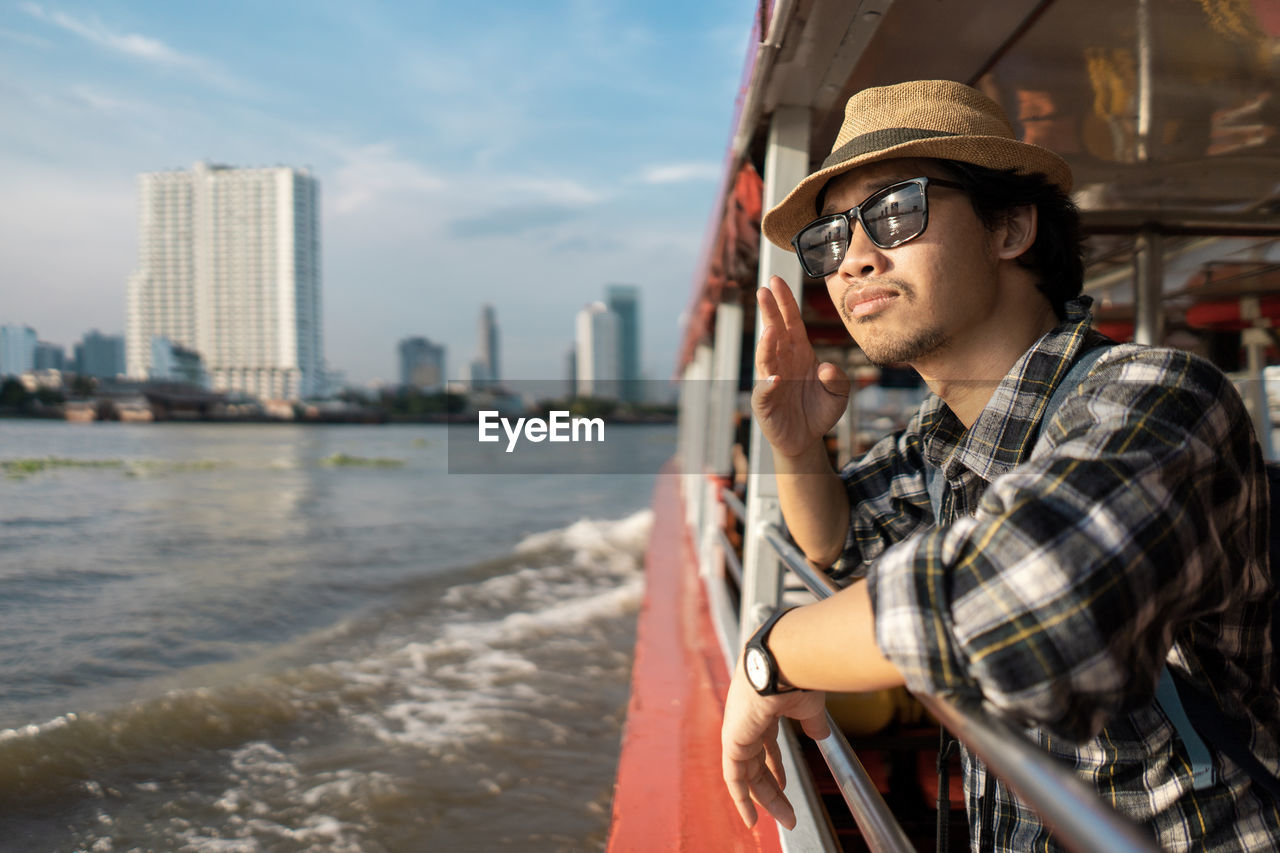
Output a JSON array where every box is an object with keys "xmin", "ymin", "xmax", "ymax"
[
  {"xmin": 1156, "ymin": 667, "xmax": 1217, "ymax": 790},
  {"xmin": 1046, "ymin": 345, "xmax": 1222, "ymax": 790},
  {"xmin": 1167, "ymin": 669, "xmax": 1280, "ymax": 798},
  {"xmin": 1042, "ymin": 342, "xmax": 1109, "ymax": 425}
]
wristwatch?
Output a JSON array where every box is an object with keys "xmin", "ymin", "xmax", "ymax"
[{"xmin": 743, "ymin": 607, "xmax": 800, "ymax": 695}]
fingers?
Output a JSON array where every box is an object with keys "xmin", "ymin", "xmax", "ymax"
[
  {"xmin": 816, "ymin": 361, "xmax": 852, "ymax": 399},
  {"xmin": 755, "ymin": 321, "xmax": 779, "ymax": 382},
  {"xmin": 797, "ymin": 709, "xmax": 832, "ymax": 742},
  {"xmin": 723, "ymin": 754, "xmax": 759, "ymax": 828},
  {"xmin": 763, "ymin": 730, "xmax": 786, "ymax": 791},
  {"xmin": 722, "ymin": 746, "xmax": 796, "ymax": 831},
  {"xmin": 768, "ymin": 275, "xmax": 805, "ymax": 331},
  {"xmin": 755, "ymin": 278, "xmax": 813, "ymax": 383},
  {"xmin": 756, "ymin": 282, "xmax": 785, "ymax": 330}
]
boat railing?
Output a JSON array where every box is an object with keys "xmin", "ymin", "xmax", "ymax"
[
  {"xmin": 717, "ymin": 487, "xmax": 748, "ymax": 587},
  {"xmin": 720, "ymin": 486, "xmax": 747, "ymax": 524},
  {"xmin": 759, "ymin": 521, "xmax": 1162, "ymax": 853}
]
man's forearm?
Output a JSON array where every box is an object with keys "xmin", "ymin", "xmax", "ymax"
[
  {"xmin": 770, "ymin": 581, "xmax": 904, "ymax": 693},
  {"xmin": 773, "ymin": 439, "xmax": 851, "ymax": 568}
]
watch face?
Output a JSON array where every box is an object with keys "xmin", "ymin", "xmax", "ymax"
[{"xmin": 745, "ymin": 647, "xmax": 770, "ymax": 691}]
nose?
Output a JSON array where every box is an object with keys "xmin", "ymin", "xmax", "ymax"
[{"xmin": 834, "ymin": 218, "xmax": 887, "ymax": 280}]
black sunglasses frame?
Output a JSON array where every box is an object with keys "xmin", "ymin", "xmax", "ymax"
[{"xmin": 790, "ymin": 176, "xmax": 965, "ymax": 278}]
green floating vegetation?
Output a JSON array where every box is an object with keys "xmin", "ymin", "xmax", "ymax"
[
  {"xmin": 2, "ymin": 457, "xmax": 124, "ymax": 479},
  {"xmin": 319, "ymin": 453, "xmax": 405, "ymax": 468},
  {"xmin": 2, "ymin": 457, "xmax": 227, "ymax": 480},
  {"xmin": 124, "ymin": 460, "xmax": 226, "ymax": 477}
]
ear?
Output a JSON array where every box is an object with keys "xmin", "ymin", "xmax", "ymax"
[{"xmin": 994, "ymin": 205, "xmax": 1037, "ymax": 260}]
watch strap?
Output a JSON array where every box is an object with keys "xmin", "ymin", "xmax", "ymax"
[{"xmin": 745, "ymin": 606, "xmax": 799, "ymax": 695}]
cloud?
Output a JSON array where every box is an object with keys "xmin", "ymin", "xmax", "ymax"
[
  {"xmin": 637, "ymin": 162, "xmax": 720, "ymax": 185},
  {"xmin": 506, "ymin": 176, "xmax": 603, "ymax": 206},
  {"xmin": 328, "ymin": 143, "xmax": 446, "ymax": 215},
  {"xmin": 67, "ymin": 85, "xmax": 152, "ymax": 116},
  {"xmin": 20, "ymin": 2, "xmax": 243, "ymax": 92},
  {"xmin": 0, "ymin": 25, "xmax": 52, "ymax": 48}
]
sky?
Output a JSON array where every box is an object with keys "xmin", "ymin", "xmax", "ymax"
[{"xmin": 0, "ymin": 0, "xmax": 756, "ymax": 386}]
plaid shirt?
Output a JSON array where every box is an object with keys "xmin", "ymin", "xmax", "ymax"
[{"xmin": 830, "ymin": 298, "xmax": 1280, "ymax": 851}]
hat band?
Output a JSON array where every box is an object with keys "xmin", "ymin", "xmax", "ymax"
[{"xmin": 821, "ymin": 127, "xmax": 959, "ymax": 169}]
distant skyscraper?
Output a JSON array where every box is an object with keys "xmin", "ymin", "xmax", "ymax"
[
  {"xmin": 126, "ymin": 162, "xmax": 323, "ymax": 400},
  {"xmin": 575, "ymin": 302, "xmax": 620, "ymax": 399},
  {"xmin": 477, "ymin": 304, "xmax": 499, "ymax": 387},
  {"xmin": 34, "ymin": 341, "xmax": 66, "ymax": 372},
  {"xmin": 606, "ymin": 284, "xmax": 640, "ymax": 403},
  {"xmin": 399, "ymin": 337, "xmax": 446, "ymax": 391},
  {"xmin": 565, "ymin": 346, "xmax": 577, "ymax": 398},
  {"xmin": 75, "ymin": 330, "xmax": 125, "ymax": 379},
  {"xmin": 0, "ymin": 325, "xmax": 36, "ymax": 377}
]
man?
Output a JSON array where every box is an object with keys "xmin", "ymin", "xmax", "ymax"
[{"xmin": 720, "ymin": 79, "xmax": 1280, "ymax": 850}]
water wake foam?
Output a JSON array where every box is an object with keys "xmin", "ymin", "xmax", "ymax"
[{"xmin": 0, "ymin": 510, "xmax": 652, "ymax": 812}]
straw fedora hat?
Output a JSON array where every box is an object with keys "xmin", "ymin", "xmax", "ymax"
[{"xmin": 760, "ymin": 79, "xmax": 1073, "ymax": 250}]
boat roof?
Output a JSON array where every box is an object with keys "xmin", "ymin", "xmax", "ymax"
[{"xmin": 682, "ymin": 0, "xmax": 1280, "ymax": 366}]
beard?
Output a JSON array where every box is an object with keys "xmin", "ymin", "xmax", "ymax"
[
  {"xmin": 857, "ymin": 324, "xmax": 948, "ymax": 366},
  {"xmin": 835, "ymin": 278, "xmax": 949, "ymax": 365}
]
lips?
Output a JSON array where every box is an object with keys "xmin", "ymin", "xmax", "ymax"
[{"xmin": 846, "ymin": 286, "xmax": 899, "ymax": 319}]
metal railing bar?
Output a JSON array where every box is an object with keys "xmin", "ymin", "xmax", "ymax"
[
  {"xmin": 721, "ymin": 487, "xmax": 748, "ymax": 523},
  {"xmin": 814, "ymin": 716, "xmax": 917, "ymax": 853},
  {"xmin": 754, "ymin": 521, "xmax": 913, "ymax": 852},
  {"xmin": 915, "ymin": 695, "xmax": 1160, "ymax": 853},
  {"xmin": 761, "ymin": 523, "xmax": 839, "ymax": 597},
  {"xmin": 758, "ymin": 521, "xmax": 1162, "ymax": 853},
  {"xmin": 715, "ymin": 528, "xmax": 744, "ymax": 587}
]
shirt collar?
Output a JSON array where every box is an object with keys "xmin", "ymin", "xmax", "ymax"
[{"xmin": 919, "ymin": 296, "xmax": 1097, "ymax": 483}]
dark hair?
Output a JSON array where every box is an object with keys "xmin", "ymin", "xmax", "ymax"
[{"xmin": 929, "ymin": 159, "xmax": 1084, "ymax": 318}]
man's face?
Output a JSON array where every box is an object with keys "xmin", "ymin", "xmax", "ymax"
[{"xmin": 818, "ymin": 158, "xmax": 1003, "ymax": 366}]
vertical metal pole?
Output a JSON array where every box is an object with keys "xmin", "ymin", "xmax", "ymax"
[
  {"xmin": 1241, "ymin": 298, "xmax": 1275, "ymax": 460},
  {"xmin": 1133, "ymin": 227, "xmax": 1164, "ymax": 346},
  {"xmin": 707, "ymin": 301, "xmax": 745, "ymax": 478},
  {"xmin": 741, "ymin": 104, "xmax": 810, "ymax": 632},
  {"xmin": 836, "ymin": 353, "xmax": 858, "ymax": 469},
  {"xmin": 1135, "ymin": 0, "xmax": 1154, "ymax": 163},
  {"xmin": 702, "ymin": 300, "xmax": 745, "ymax": 575},
  {"xmin": 685, "ymin": 343, "xmax": 714, "ymax": 535}
]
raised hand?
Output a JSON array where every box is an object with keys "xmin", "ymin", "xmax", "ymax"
[{"xmin": 753, "ymin": 276, "xmax": 852, "ymax": 460}]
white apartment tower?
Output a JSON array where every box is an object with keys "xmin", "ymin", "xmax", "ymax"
[
  {"xmin": 126, "ymin": 162, "xmax": 322, "ymax": 400},
  {"xmin": 575, "ymin": 302, "xmax": 620, "ymax": 399}
]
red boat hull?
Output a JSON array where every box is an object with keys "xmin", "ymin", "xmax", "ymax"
[{"xmin": 608, "ymin": 468, "xmax": 782, "ymax": 852}]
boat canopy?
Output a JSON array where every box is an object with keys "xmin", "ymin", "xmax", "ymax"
[{"xmin": 681, "ymin": 0, "xmax": 1280, "ymax": 369}]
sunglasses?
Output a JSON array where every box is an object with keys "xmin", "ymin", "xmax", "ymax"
[{"xmin": 790, "ymin": 177, "xmax": 964, "ymax": 278}]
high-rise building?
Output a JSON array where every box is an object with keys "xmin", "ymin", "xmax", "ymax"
[
  {"xmin": 34, "ymin": 341, "xmax": 66, "ymax": 372},
  {"xmin": 476, "ymin": 304, "xmax": 499, "ymax": 388},
  {"xmin": 399, "ymin": 337, "xmax": 446, "ymax": 391},
  {"xmin": 575, "ymin": 302, "xmax": 620, "ymax": 399},
  {"xmin": 606, "ymin": 284, "xmax": 640, "ymax": 403},
  {"xmin": 565, "ymin": 345, "xmax": 577, "ymax": 398},
  {"xmin": 0, "ymin": 325, "xmax": 36, "ymax": 377},
  {"xmin": 126, "ymin": 162, "xmax": 322, "ymax": 400},
  {"xmin": 75, "ymin": 330, "xmax": 125, "ymax": 379}
]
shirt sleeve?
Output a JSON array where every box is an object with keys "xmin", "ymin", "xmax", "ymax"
[
  {"xmin": 827, "ymin": 405, "xmax": 936, "ymax": 582},
  {"xmin": 867, "ymin": 347, "xmax": 1270, "ymax": 740}
]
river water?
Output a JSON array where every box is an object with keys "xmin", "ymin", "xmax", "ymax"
[{"xmin": 0, "ymin": 420, "xmax": 673, "ymax": 852}]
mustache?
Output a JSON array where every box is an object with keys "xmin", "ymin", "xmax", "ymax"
[{"xmin": 837, "ymin": 278, "xmax": 913, "ymax": 321}]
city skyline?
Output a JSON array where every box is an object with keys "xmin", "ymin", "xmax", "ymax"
[{"xmin": 0, "ymin": 1, "xmax": 754, "ymax": 385}]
